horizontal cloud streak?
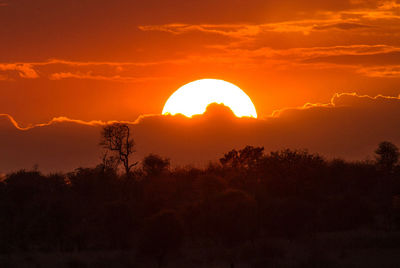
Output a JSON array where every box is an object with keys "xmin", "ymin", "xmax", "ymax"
[
  {"xmin": 0, "ymin": 63, "xmax": 38, "ymax": 79},
  {"xmin": 137, "ymin": 0, "xmax": 400, "ymax": 81},
  {"xmin": 358, "ymin": 65, "xmax": 400, "ymax": 77},
  {"xmin": 0, "ymin": 59, "xmax": 186, "ymax": 81},
  {"xmin": 49, "ymin": 72, "xmax": 169, "ymax": 83},
  {"xmin": 139, "ymin": 1, "xmax": 400, "ymax": 37},
  {"xmin": 1, "ymin": 44, "xmax": 398, "ymax": 82}
]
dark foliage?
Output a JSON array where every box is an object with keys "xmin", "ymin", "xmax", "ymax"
[
  {"xmin": 375, "ymin": 141, "xmax": 400, "ymax": 173},
  {"xmin": 1, "ymin": 142, "xmax": 400, "ymax": 266},
  {"xmin": 138, "ymin": 209, "xmax": 183, "ymax": 267}
]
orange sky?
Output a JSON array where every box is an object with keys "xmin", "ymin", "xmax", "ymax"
[
  {"xmin": 1, "ymin": 0, "xmax": 400, "ymax": 172},
  {"xmin": 1, "ymin": 0, "xmax": 400, "ymax": 124}
]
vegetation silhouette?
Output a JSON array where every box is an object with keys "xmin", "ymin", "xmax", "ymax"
[
  {"xmin": 100, "ymin": 123, "xmax": 138, "ymax": 176},
  {"xmin": 375, "ymin": 141, "xmax": 400, "ymax": 173},
  {"xmin": 138, "ymin": 209, "xmax": 183, "ymax": 268},
  {"xmin": 1, "ymin": 124, "xmax": 400, "ymax": 267}
]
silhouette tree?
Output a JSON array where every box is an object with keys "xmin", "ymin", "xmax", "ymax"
[
  {"xmin": 100, "ymin": 123, "xmax": 138, "ymax": 176},
  {"xmin": 220, "ymin": 146, "xmax": 264, "ymax": 170},
  {"xmin": 142, "ymin": 154, "xmax": 170, "ymax": 177},
  {"xmin": 99, "ymin": 151, "xmax": 120, "ymax": 172},
  {"xmin": 375, "ymin": 141, "xmax": 399, "ymax": 172}
]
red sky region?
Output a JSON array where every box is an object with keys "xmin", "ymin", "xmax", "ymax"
[{"xmin": 1, "ymin": 0, "xmax": 400, "ymax": 172}]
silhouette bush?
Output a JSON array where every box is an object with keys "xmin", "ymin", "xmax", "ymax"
[
  {"xmin": 138, "ymin": 209, "xmax": 183, "ymax": 267},
  {"xmin": 1, "ymin": 141, "xmax": 400, "ymax": 267}
]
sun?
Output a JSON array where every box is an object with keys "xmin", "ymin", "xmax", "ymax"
[{"xmin": 162, "ymin": 79, "xmax": 257, "ymax": 118}]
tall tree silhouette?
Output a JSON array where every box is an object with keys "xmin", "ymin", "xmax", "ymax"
[
  {"xmin": 100, "ymin": 123, "xmax": 138, "ymax": 175},
  {"xmin": 375, "ymin": 141, "xmax": 399, "ymax": 172}
]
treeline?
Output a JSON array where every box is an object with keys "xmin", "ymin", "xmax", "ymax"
[{"xmin": 1, "ymin": 138, "xmax": 400, "ymax": 267}]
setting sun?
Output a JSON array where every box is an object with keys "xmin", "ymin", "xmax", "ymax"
[{"xmin": 162, "ymin": 79, "xmax": 258, "ymax": 118}]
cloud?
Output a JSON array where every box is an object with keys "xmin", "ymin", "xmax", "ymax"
[
  {"xmin": 312, "ymin": 22, "xmax": 371, "ymax": 30},
  {"xmin": 43, "ymin": 59, "xmax": 185, "ymax": 67},
  {"xmin": 271, "ymin": 92, "xmax": 400, "ymax": 116},
  {"xmin": 130, "ymin": 1, "xmax": 400, "ymax": 80},
  {"xmin": 139, "ymin": 24, "xmax": 266, "ymax": 38},
  {"xmin": 0, "ymin": 114, "xmax": 109, "ymax": 131},
  {"xmin": 49, "ymin": 72, "xmax": 169, "ymax": 83},
  {"xmin": 138, "ymin": 1, "xmax": 400, "ymax": 38},
  {"xmin": 357, "ymin": 65, "xmax": 400, "ymax": 77},
  {"xmin": 0, "ymin": 63, "xmax": 39, "ymax": 79},
  {"xmin": 138, "ymin": 17, "xmax": 373, "ymax": 38},
  {"xmin": 139, "ymin": 22, "xmax": 322, "ymax": 37},
  {"xmin": 138, "ymin": 9, "xmax": 400, "ymax": 75},
  {"xmin": 1, "ymin": 92, "xmax": 400, "ymax": 173},
  {"xmin": 236, "ymin": 44, "xmax": 400, "ymax": 60},
  {"xmin": 177, "ymin": 44, "xmax": 400, "ymax": 76},
  {"xmin": 0, "ymin": 59, "xmax": 185, "ymax": 81},
  {"xmin": 2, "ymin": 0, "xmax": 399, "ymax": 84},
  {"xmin": 137, "ymin": 0, "xmax": 400, "ymax": 55},
  {"xmin": 1, "ymin": 44, "xmax": 397, "ymax": 83}
]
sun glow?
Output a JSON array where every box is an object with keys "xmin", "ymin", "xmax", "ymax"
[{"xmin": 162, "ymin": 79, "xmax": 257, "ymax": 118}]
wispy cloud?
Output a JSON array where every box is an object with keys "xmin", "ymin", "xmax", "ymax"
[
  {"xmin": 312, "ymin": 22, "xmax": 371, "ymax": 30},
  {"xmin": 358, "ymin": 65, "xmax": 400, "ymax": 77},
  {"xmin": 135, "ymin": 1, "xmax": 400, "ymax": 78},
  {"xmin": 178, "ymin": 44, "xmax": 400, "ymax": 75},
  {"xmin": 139, "ymin": 24, "xmax": 267, "ymax": 38},
  {"xmin": 43, "ymin": 58, "xmax": 186, "ymax": 67},
  {"xmin": 220, "ymin": 44, "xmax": 400, "ymax": 60},
  {"xmin": 139, "ymin": 1, "xmax": 400, "ymax": 37},
  {"xmin": 0, "ymin": 59, "xmax": 185, "ymax": 81},
  {"xmin": 0, "ymin": 63, "xmax": 39, "ymax": 79},
  {"xmin": 138, "ymin": 18, "xmax": 372, "ymax": 37},
  {"xmin": 49, "ymin": 72, "xmax": 169, "ymax": 83}
]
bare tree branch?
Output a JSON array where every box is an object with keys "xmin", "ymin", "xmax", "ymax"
[{"xmin": 100, "ymin": 123, "xmax": 137, "ymax": 176}]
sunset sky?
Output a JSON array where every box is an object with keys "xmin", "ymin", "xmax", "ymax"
[{"xmin": 1, "ymin": 0, "xmax": 400, "ymax": 172}]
